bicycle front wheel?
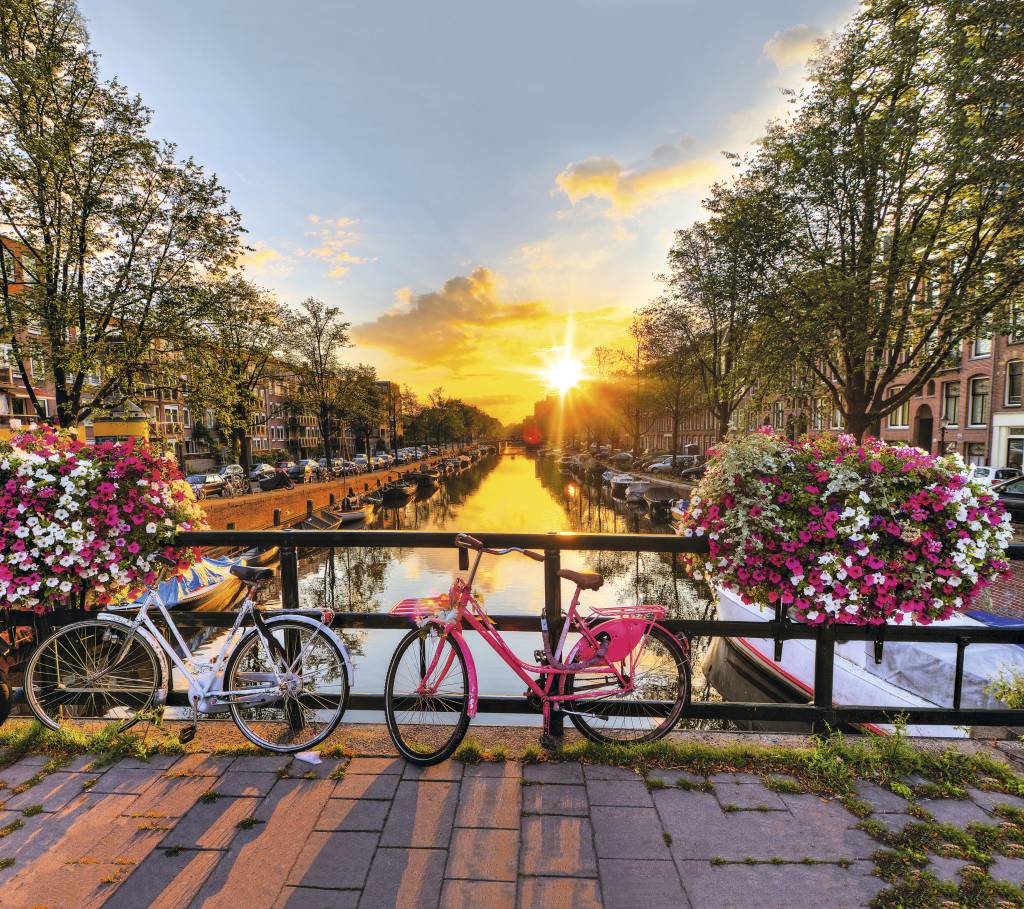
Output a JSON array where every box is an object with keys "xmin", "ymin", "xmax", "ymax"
[
  {"xmin": 224, "ymin": 619, "xmax": 349, "ymax": 753},
  {"xmin": 385, "ymin": 627, "xmax": 470, "ymax": 765},
  {"xmin": 24, "ymin": 621, "xmax": 161, "ymax": 732},
  {"xmin": 563, "ymin": 623, "xmax": 690, "ymax": 744}
]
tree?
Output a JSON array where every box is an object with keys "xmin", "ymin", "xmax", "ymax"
[
  {"xmin": 400, "ymin": 385, "xmax": 423, "ymax": 447},
  {"xmin": 281, "ymin": 298, "xmax": 351, "ymax": 461},
  {"xmin": 185, "ymin": 277, "xmax": 284, "ymax": 472},
  {"xmin": 594, "ymin": 331, "xmax": 660, "ymax": 454},
  {"xmin": 0, "ymin": 0, "xmax": 241, "ymax": 426},
  {"xmin": 747, "ymin": 0, "xmax": 1024, "ymax": 439},
  {"xmin": 340, "ymin": 365, "xmax": 384, "ymax": 457}
]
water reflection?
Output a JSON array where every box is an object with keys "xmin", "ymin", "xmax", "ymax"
[{"xmin": 291, "ymin": 452, "xmax": 720, "ymax": 723}]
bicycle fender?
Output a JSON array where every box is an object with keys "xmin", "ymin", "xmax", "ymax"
[
  {"xmin": 261, "ymin": 614, "xmax": 356, "ymax": 688},
  {"xmin": 95, "ymin": 613, "xmax": 171, "ymax": 699},
  {"xmin": 418, "ymin": 620, "xmax": 478, "ymax": 718}
]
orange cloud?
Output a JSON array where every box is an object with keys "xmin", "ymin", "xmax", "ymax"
[
  {"xmin": 296, "ymin": 216, "xmax": 370, "ymax": 279},
  {"xmin": 762, "ymin": 24, "xmax": 823, "ymax": 70},
  {"xmin": 238, "ymin": 241, "xmax": 293, "ymax": 276}
]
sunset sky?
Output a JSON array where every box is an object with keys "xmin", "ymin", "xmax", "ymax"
[{"xmin": 81, "ymin": 0, "xmax": 855, "ymax": 423}]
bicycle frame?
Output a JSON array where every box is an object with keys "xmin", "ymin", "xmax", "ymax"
[{"xmin": 409, "ymin": 545, "xmax": 664, "ymax": 727}]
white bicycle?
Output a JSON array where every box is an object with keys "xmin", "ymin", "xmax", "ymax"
[{"xmin": 23, "ymin": 560, "xmax": 353, "ymax": 753}]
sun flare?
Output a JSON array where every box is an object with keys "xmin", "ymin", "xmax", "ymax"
[{"xmin": 544, "ymin": 354, "xmax": 585, "ymax": 395}]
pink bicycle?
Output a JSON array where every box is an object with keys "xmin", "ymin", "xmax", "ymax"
[{"xmin": 384, "ymin": 533, "xmax": 691, "ymax": 764}]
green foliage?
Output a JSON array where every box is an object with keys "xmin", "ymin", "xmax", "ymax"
[
  {"xmin": 453, "ymin": 739, "xmax": 484, "ymax": 765},
  {"xmin": 985, "ymin": 669, "xmax": 1024, "ymax": 710}
]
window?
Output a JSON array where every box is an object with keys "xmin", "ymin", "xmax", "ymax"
[
  {"xmin": 1008, "ymin": 438, "xmax": 1024, "ymax": 472},
  {"xmin": 1008, "ymin": 362, "xmax": 1024, "ymax": 406},
  {"xmin": 966, "ymin": 442, "xmax": 987, "ymax": 466},
  {"xmin": 183, "ymin": 408, "xmax": 191, "ymax": 428},
  {"xmin": 969, "ymin": 377, "xmax": 990, "ymax": 426},
  {"xmin": 972, "ymin": 334, "xmax": 992, "ymax": 358},
  {"xmin": 771, "ymin": 402, "xmax": 784, "ymax": 430},
  {"xmin": 1012, "ymin": 302, "xmax": 1024, "ymax": 344},
  {"xmin": 829, "ymin": 404, "xmax": 843, "ymax": 431},
  {"xmin": 926, "ymin": 380, "xmax": 935, "ymax": 397},
  {"xmin": 887, "ymin": 386, "xmax": 909, "ymax": 428},
  {"xmin": 942, "ymin": 382, "xmax": 959, "ymax": 425}
]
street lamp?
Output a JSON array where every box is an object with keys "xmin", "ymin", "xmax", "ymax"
[{"xmin": 939, "ymin": 418, "xmax": 948, "ymax": 455}]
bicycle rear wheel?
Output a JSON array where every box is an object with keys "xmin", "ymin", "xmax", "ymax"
[
  {"xmin": 563, "ymin": 623, "xmax": 690, "ymax": 744},
  {"xmin": 224, "ymin": 619, "xmax": 349, "ymax": 753},
  {"xmin": 24, "ymin": 621, "xmax": 161, "ymax": 732},
  {"xmin": 384, "ymin": 627, "xmax": 470, "ymax": 765}
]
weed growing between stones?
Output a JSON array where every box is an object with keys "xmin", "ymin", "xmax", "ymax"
[
  {"xmin": 453, "ymin": 739, "xmax": 484, "ymax": 764},
  {"xmin": 199, "ymin": 790, "xmax": 220, "ymax": 803}
]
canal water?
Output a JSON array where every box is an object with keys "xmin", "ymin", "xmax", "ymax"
[{"xmin": 276, "ymin": 451, "xmax": 721, "ymax": 725}]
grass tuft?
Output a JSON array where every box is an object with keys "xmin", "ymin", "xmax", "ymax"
[{"xmin": 453, "ymin": 739, "xmax": 484, "ymax": 765}]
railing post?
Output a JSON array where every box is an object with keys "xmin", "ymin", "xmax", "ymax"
[
  {"xmin": 280, "ymin": 530, "xmax": 300, "ymax": 611},
  {"xmin": 543, "ymin": 542, "xmax": 563, "ymax": 740},
  {"xmin": 307, "ymin": 499, "xmax": 314, "ymax": 518},
  {"xmin": 812, "ymin": 624, "xmax": 835, "ymax": 733}
]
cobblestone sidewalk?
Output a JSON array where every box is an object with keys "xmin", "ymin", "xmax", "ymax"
[{"xmin": 0, "ymin": 751, "xmax": 1022, "ymax": 908}]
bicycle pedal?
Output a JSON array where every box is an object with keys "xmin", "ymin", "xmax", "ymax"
[{"xmin": 178, "ymin": 725, "xmax": 196, "ymax": 744}]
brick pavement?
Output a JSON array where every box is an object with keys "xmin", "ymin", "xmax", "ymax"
[{"xmin": 0, "ymin": 752, "xmax": 1021, "ymax": 908}]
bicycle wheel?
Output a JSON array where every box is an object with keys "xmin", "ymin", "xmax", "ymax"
[
  {"xmin": 563, "ymin": 623, "xmax": 690, "ymax": 744},
  {"xmin": 24, "ymin": 621, "xmax": 161, "ymax": 732},
  {"xmin": 385, "ymin": 626, "xmax": 470, "ymax": 765},
  {"xmin": 224, "ymin": 619, "xmax": 349, "ymax": 753}
]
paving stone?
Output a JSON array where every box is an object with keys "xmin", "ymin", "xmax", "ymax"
[
  {"xmin": 455, "ymin": 775, "xmax": 521, "ymax": 828},
  {"xmin": 592, "ymin": 806, "xmax": 671, "ymax": 860},
  {"xmin": 12, "ymin": 753, "xmax": 49, "ymax": 766},
  {"xmin": 5, "ymin": 771, "xmax": 100, "ymax": 812},
  {"xmin": 190, "ymin": 779, "xmax": 335, "ymax": 908},
  {"xmin": 869, "ymin": 812, "xmax": 914, "ymax": 836},
  {"xmin": 380, "ymin": 780, "xmax": 459, "ymax": 848},
  {"xmin": 79, "ymin": 818, "xmax": 167, "ymax": 863},
  {"xmin": 0, "ymin": 758, "xmax": 52, "ymax": 790},
  {"xmin": 586, "ymin": 779, "xmax": 653, "ymax": 807},
  {"xmin": 288, "ymin": 758, "xmax": 347, "ymax": 780},
  {"xmin": 333, "ymin": 772, "xmax": 399, "ymax": 801},
  {"xmin": 161, "ymin": 796, "xmax": 261, "ymax": 850},
  {"xmin": 656, "ymin": 789, "xmax": 876, "ymax": 862},
  {"xmin": 359, "ymin": 847, "xmax": 448, "ymax": 909},
  {"xmin": 102, "ymin": 847, "xmax": 223, "ymax": 909},
  {"xmin": 230, "ymin": 754, "xmax": 293, "ymax": 773},
  {"xmin": 522, "ymin": 783, "xmax": 588, "ymax": 816},
  {"xmin": 599, "ymin": 857, "xmax": 688, "ymax": 909},
  {"xmin": 522, "ymin": 762, "xmax": 584, "ymax": 785},
  {"xmin": 583, "ymin": 764, "xmax": 643, "ymax": 782},
  {"xmin": 713, "ymin": 782, "xmax": 786, "ymax": 811},
  {"xmin": 899, "ymin": 773, "xmax": 931, "ymax": 787},
  {"xmin": 967, "ymin": 787, "xmax": 1024, "ymax": 815},
  {"xmin": 166, "ymin": 753, "xmax": 235, "ymax": 777},
  {"xmin": 286, "ymin": 830, "xmax": 378, "ymax": 889},
  {"xmin": 440, "ymin": 879, "xmax": 516, "ymax": 909},
  {"xmin": 64, "ymin": 754, "xmax": 101, "ymax": 772},
  {"xmin": 402, "ymin": 759, "xmax": 463, "ymax": 781},
  {"xmin": 123, "ymin": 773, "xmax": 212, "ymax": 818},
  {"xmin": 463, "ymin": 761, "xmax": 522, "ymax": 778},
  {"xmin": 918, "ymin": 797, "xmax": 993, "ymax": 827},
  {"xmin": 852, "ymin": 780, "xmax": 910, "ymax": 814},
  {"xmin": 315, "ymin": 797, "xmax": 390, "ymax": 832},
  {"xmin": 646, "ymin": 768, "xmax": 706, "ymax": 789},
  {"xmin": 90, "ymin": 765, "xmax": 163, "ymax": 795},
  {"xmin": 677, "ymin": 859, "xmax": 884, "ymax": 909},
  {"xmin": 215, "ymin": 770, "xmax": 279, "ymax": 797},
  {"xmin": 520, "ymin": 815, "xmax": 597, "ymax": 877},
  {"xmin": 273, "ymin": 886, "xmax": 360, "ymax": 908},
  {"xmin": 706, "ymin": 772, "xmax": 762, "ymax": 785},
  {"xmin": 109, "ymin": 753, "xmax": 181, "ymax": 771},
  {"xmin": 928, "ymin": 854, "xmax": 970, "ymax": 883},
  {"xmin": 346, "ymin": 756, "xmax": 404, "ymax": 775},
  {"xmin": 446, "ymin": 826, "xmax": 518, "ymax": 881},
  {"xmin": 989, "ymin": 854, "xmax": 1024, "ymax": 886},
  {"xmin": 517, "ymin": 876, "xmax": 602, "ymax": 909}
]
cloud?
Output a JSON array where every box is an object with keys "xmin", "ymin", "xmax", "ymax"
[
  {"xmin": 353, "ymin": 267, "xmax": 548, "ymax": 367},
  {"xmin": 554, "ymin": 144, "xmax": 720, "ymax": 214},
  {"xmin": 762, "ymin": 24, "xmax": 823, "ymax": 71},
  {"xmin": 238, "ymin": 242, "xmax": 293, "ymax": 277},
  {"xmin": 295, "ymin": 216, "xmax": 370, "ymax": 279}
]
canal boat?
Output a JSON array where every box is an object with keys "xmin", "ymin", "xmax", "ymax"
[
  {"xmin": 333, "ymin": 503, "xmax": 375, "ymax": 524},
  {"xmin": 610, "ymin": 474, "xmax": 634, "ymax": 499},
  {"xmin": 601, "ymin": 469, "xmax": 617, "ymax": 486},
  {"xmin": 709, "ymin": 585, "xmax": 1024, "ymax": 737},
  {"xmin": 643, "ymin": 485, "xmax": 677, "ymax": 519},
  {"xmin": 413, "ymin": 468, "xmax": 440, "ymax": 488},
  {"xmin": 624, "ymin": 480, "xmax": 651, "ymax": 503},
  {"xmin": 382, "ymin": 479, "xmax": 417, "ymax": 501}
]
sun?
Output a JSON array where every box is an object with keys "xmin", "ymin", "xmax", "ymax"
[{"xmin": 544, "ymin": 354, "xmax": 585, "ymax": 395}]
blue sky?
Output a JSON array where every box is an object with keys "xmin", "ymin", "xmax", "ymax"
[{"xmin": 80, "ymin": 0, "xmax": 855, "ymax": 421}]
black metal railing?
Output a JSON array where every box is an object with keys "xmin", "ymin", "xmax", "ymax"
[{"xmin": 170, "ymin": 529, "xmax": 1024, "ymax": 734}]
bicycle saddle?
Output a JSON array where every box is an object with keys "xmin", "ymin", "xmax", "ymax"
[
  {"xmin": 230, "ymin": 565, "xmax": 274, "ymax": 583},
  {"xmin": 557, "ymin": 569, "xmax": 604, "ymax": 591}
]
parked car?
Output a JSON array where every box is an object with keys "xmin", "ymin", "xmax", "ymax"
[
  {"xmin": 340, "ymin": 460, "xmax": 359, "ymax": 476},
  {"xmin": 186, "ymin": 473, "xmax": 229, "ymax": 500},
  {"xmin": 258, "ymin": 468, "xmax": 295, "ymax": 492},
  {"xmin": 995, "ymin": 476, "xmax": 1024, "ymax": 522},
  {"xmin": 353, "ymin": 454, "xmax": 369, "ymax": 471},
  {"xmin": 970, "ymin": 465, "xmax": 1021, "ymax": 486},
  {"xmin": 276, "ymin": 460, "xmax": 296, "ymax": 471},
  {"xmin": 677, "ymin": 464, "xmax": 706, "ymax": 481},
  {"xmin": 287, "ymin": 460, "xmax": 314, "ymax": 483},
  {"xmin": 249, "ymin": 463, "xmax": 277, "ymax": 483},
  {"xmin": 218, "ymin": 464, "xmax": 249, "ymax": 494}
]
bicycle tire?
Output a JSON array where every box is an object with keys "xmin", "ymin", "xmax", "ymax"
[
  {"xmin": 384, "ymin": 626, "xmax": 470, "ymax": 765},
  {"xmin": 224, "ymin": 619, "xmax": 349, "ymax": 753},
  {"xmin": 24, "ymin": 620, "xmax": 161, "ymax": 732},
  {"xmin": 562, "ymin": 623, "xmax": 690, "ymax": 745}
]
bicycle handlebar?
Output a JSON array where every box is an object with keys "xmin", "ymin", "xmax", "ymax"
[{"xmin": 454, "ymin": 533, "xmax": 545, "ymax": 562}]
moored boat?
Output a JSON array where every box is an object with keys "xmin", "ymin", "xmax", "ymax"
[
  {"xmin": 382, "ymin": 479, "xmax": 417, "ymax": 500},
  {"xmin": 610, "ymin": 474, "xmax": 634, "ymax": 499}
]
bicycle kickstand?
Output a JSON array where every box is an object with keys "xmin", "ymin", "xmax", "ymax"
[
  {"xmin": 539, "ymin": 702, "xmax": 561, "ymax": 752},
  {"xmin": 178, "ymin": 694, "xmax": 199, "ymax": 745}
]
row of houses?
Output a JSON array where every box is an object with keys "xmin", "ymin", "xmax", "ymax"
[
  {"xmin": 0, "ymin": 239, "xmax": 402, "ymax": 470},
  {"xmin": 650, "ymin": 329, "xmax": 1024, "ymax": 470}
]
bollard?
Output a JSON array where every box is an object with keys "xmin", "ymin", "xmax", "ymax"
[
  {"xmin": 329, "ymin": 493, "xmax": 335, "ymax": 506},
  {"xmin": 273, "ymin": 508, "xmax": 281, "ymax": 526},
  {"xmin": 307, "ymin": 499, "xmax": 314, "ymax": 518},
  {"xmin": 227, "ymin": 522, "xmax": 235, "ymax": 530}
]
